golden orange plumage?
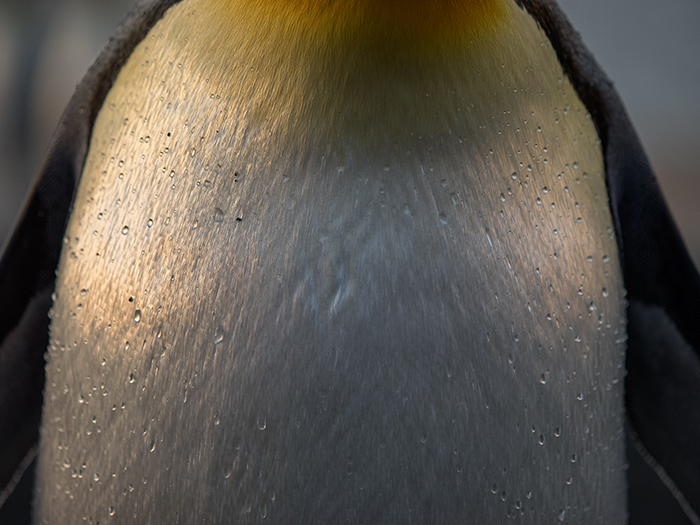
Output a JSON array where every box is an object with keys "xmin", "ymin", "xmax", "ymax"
[
  {"xmin": 208, "ymin": 0, "xmax": 511, "ymax": 63},
  {"xmin": 240, "ymin": 0, "xmax": 508, "ymax": 41}
]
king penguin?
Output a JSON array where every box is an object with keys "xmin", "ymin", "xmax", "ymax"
[{"xmin": 0, "ymin": 0, "xmax": 698, "ymax": 523}]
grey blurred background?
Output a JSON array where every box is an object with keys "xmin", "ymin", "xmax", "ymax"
[
  {"xmin": 0, "ymin": 0, "xmax": 137, "ymax": 247},
  {"xmin": 0, "ymin": 0, "xmax": 699, "ymax": 265}
]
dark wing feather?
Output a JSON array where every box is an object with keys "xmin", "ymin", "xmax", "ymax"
[
  {"xmin": 0, "ymin": 0, "xmax": 184, "ymax": 508},
  {"xmin": 516, "ymin": 0, "xmax": 700, "ymax": 522}
]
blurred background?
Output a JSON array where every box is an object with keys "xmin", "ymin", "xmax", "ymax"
[
  {"xmin": 0, "ymin": 0, "xmax": 137, "ymax": 246},
  {"xmin": 0, "ymin": 0, "xmax": 699, "ymax": 264}
]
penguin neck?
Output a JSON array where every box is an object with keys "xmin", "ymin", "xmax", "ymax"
[
  {"xmin": 231, "ymin": 0, "xmax": 508, "ymax": 43},
  {"xmin": 113, "ymin": 0, "xmax": 574, "ymax": 160}
]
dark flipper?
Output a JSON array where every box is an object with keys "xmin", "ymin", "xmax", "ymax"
[
  {"xmin": 517, "ymin": 0, "xmax": 700, "ymax": 521},
  {"xmin": 626, "ymin": 431, "xmax": 696, "ymax": 525},
  {"xmin": 0, "ymin": 0, "xmax": 183, "ymax": 507},
  {"xmin": 0, "ymin": 458, "xmax": 36, "ymax": 525}
]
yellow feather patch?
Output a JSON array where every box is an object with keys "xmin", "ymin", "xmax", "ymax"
[
  {"xmin": 216, "ymin": 0, "xmax": 509, "ymax": 51},
  {"xmin": 109, "ymin": 0, "xmax": 556, "ymax": 158},
  {"xmin": 261, "ymin": 0, "xmax": 505, "ymax": 36}
]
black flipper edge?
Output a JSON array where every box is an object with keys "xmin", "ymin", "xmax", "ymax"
[{"xmin": 628, "ymin": 423, "xmax": 700, "ymax": 525}]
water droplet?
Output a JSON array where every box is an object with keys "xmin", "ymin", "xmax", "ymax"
[
  {"xmin": 121, "ymin": 226, "xmax": 129, "ymax": 235},
  {"xmin": 257, "ymin": 416, "xmax": 267, "ymax": 431},
  {"xmin": 169, "ymin": 170, "xmax": 175, "ymax": 178},
  {"xmin": 559, "ymin": 509, "xmax": 566, "ymax": 521},
  {"xmin": 129, "ymin": 373, "xmax": 136, "ymax": 384},
  {"xmin": 94, "ymin": 473, "xmax": 100, "ymax": 482},
  {"xmin": 191, "ymin": 220, "xmax": 198, "ymax": 230},
  {"xmin": 214, "ymin": 326, "xmax": 224, "ymax": 344},
  {"xmin": 491, "ymin": 483, "xmax": 498, "ymax": 494},
  {"xmin": 214, "ymin": 414, "xmax": 220, "ymax": 426},
  {"xmin": 566, "ymin": 476, "xmax": 573, "ymax": 485},
  {"xmin": 540, "ymin": 370, "xmax": 549, "ymax": 385},
  {"xmin": 588, "ymin": 301, "xmax": 597, "ymax": 312},
  {"xmin": 133, "ymin": 310, "xmax": 141, "ymax": 323},
  {"xmin": 538, "ymin": 434, "xmax": 545, "ymax": 445},
  {"xmin": 420, "ymin": 432, "xmax": 428, "ymax": 444},
  {"xmin": 576, "ymin": 392, "xmax": 583, "ymax": 401},
  {"xmin": 511, "ymin": 172, "xmax": 518, "ymax": 181},
  {"xmin": 501, "ymin": 490, "xmax": 508, "ymax": 501},
  {"xmin": 438, "ymin": 212, "xmax": 448, "ymax": 224},
  {"xmin": 190, "ymin": 148, "xmax": 196, "ymax": 157},
  {"xmin": 602, "ymin": 287, "xmax": 609, "ymax": 298},
  {"xmin": 147, "ymin": 219, "xmax": 153, "ymax": 228},
  {"xmin": 603, "ymin": 255, "xmax": 610, "ymax": 264},
  {"xmin": 554, "ymin": 426, "xmax": 561, "ymax": 437},
  {"xmin": 149, "ymin": 440, "xmax": 155, "ymax": 452},
  {"xmin": 214, "ymin": 208, "xmax": 224, "ymax": 222},
  {"xmin": 108, "ymin": 507, "xmax": 115, "ymax": 517},
  {"xmin": 571, "ymin": 453, "xmax": 577, "ymax": 463}
]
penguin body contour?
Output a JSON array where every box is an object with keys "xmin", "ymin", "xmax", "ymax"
[
  {"xmin": 36, "ymin": 0, "xmax": 626, "ymax": 522},
  {"xmin": 0, "ymin": 0, "xmax": 698, "ymax": 523}
]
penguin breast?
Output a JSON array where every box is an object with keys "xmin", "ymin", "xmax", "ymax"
[{"xmin": 36, "ymin": 0, "xmax": 627, "ymax": 522}]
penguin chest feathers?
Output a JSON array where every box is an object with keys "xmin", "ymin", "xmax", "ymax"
[{"xmin": 37, "ymin": 0, "xmax": 628, "ymax": 522}]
